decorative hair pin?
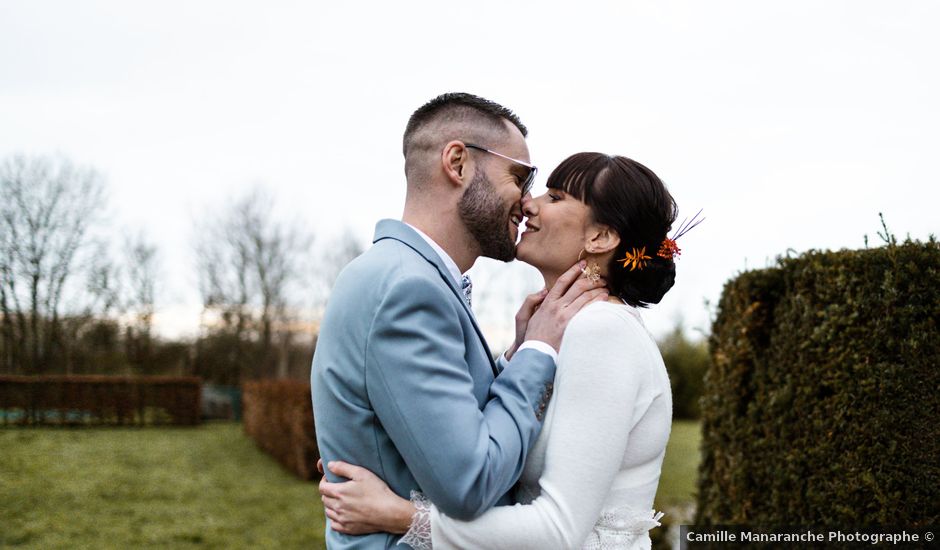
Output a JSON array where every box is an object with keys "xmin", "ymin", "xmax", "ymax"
[{"xmin": 620, "ymin": 209, "xmax": 704, "ymax": 270}]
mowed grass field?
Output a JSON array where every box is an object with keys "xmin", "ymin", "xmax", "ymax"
[
  {"xmin": 0, "ymin": 423, "xmax": 325, "ymax": 549},
  {"xmin": 1, "ymin": 420, "xmax": 701, "ymax": 549},
  {"xmin": 656, "ymin": 419, "xmax": 702, "ymax": 508}
]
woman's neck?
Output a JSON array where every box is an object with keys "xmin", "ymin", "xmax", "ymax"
[
  {"xmin": 540, "ymin": 270, "xmax": 562, "ymax": 293},
  {"xmin": 538, "ymin": 267, "xmax": 623, "ymax": 306}
]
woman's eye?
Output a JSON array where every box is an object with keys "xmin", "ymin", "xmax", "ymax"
[{"xmin": 548, "ymin": 193, "xmax": 561, "ymax": 201}]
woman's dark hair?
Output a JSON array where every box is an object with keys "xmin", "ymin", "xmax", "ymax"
[{"xmin": 547, "ymin": 153, "xmax": 679, "ymax": 308}]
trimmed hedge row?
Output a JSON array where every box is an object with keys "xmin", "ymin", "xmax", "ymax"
[
  {"xmin": 697, "ymin": 239, "xmax": 940, "ymax": 526},
  {"xmin": 243, "ymin": 380, "xmax": 320, "ymax": 480},
  {"xmin": 0, "ymin": 375, "xmax": 202, "ymax": 426}
]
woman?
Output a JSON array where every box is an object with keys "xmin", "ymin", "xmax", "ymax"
[{"xmin": 320, "ymin": 152, "xmax": 696, "ymax": 549}]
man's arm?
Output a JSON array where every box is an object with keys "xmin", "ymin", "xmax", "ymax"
[{"xmin": 364, "ymin": 275, "xmax": 555, "ymax": 521}]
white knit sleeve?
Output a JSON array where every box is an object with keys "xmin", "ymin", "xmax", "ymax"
[{"xmin": 428, "ymin": 305, "xmax": 655, "ymax": 549}]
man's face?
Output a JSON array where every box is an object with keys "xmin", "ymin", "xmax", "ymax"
[{"xmin": 458, "ymin": 132, "xmax": 530, "ymax": 262}]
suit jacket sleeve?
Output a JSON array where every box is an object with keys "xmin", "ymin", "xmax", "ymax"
[{"xmin": 364, "ymin": 274, "xmax": 556, "ymax": 520}]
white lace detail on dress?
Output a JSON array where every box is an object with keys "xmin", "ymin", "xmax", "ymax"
[
  {"xmin": 581, "ymin": 507, "xmax": 664, "ymax": 550},
  {"xmin": 398, "ymin": 491, "xmax": 432, "ymax": 550}
]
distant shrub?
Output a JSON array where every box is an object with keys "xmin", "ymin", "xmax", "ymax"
[
  {"xmin": 243, "ymin": 380, "xmax": 319, "ymax": 480},
  {"xmin": 697, "ymin": 238, "xmax": 940, "ymax": 526},
  {"xmin": 659, "ymin": 328, "xmax": 709, "ymax": 419},
  {"xmin": 0, "ymin": 375, "xmax": 201, "ymax": 426}
]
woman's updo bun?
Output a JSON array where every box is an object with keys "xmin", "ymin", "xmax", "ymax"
[{"xmin": 545, "ymin": 153, "xmax": 679, "ymax": 308}]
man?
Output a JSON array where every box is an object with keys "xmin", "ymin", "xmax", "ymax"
[{"xmin": 311, "ymin": 93, "xmax": 606, "ymax": 549}]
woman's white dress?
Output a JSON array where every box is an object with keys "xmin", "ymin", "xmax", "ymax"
[{"xmin": 401, "ymin": 301, "xmax": 673, "ymax": 550}]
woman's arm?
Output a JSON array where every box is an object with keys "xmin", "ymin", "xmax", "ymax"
[
  {"xmin": 318, "ymin": 461, "xmax": 415, "ymax": 535},
  {"xmin": 428, "ymin": 306, "xmax": 649, "ymax": 549},
  {"xmin": 319, "ymin": 305, "xmax": 650, "ymax": 549}
]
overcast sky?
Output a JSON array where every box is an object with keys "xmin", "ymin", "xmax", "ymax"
[{"xmin": 2, "ymin": 1, "xmax": 937, "ymax": 348}]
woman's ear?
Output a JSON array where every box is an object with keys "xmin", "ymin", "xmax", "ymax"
[
  {"xmin": 585, "ymin": 224, "xmax": 621, "ymax": 255},
  {"xmin": 441, "ymin": 141, "xmax": 469, "ymax": 188}
]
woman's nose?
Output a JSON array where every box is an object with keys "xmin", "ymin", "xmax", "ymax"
[{"xmin": 522, "ymin": 193, "xmax": 537, "ymax": 216}]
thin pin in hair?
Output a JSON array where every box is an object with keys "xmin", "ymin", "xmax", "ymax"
[{"xmin": 671, "ymin": 208, "xmax": 704, "ymax": 240}]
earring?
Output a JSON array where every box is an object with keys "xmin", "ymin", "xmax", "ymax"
[{"xmin": 578, "ymin": 249, "xmax": 601, "ymax": 283}]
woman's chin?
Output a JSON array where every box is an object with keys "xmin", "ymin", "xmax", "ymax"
[{"xmin": 515, "ymin": 241, "xmax": 536, "ymax": 266}]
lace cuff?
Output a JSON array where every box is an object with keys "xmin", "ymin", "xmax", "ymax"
[
  {"xmin": 398, "ymin": 490, "xmax": 432, "ymax": 550},
  {"xmin": 582, "ymin": 508, "xmax": 665, "ymax": 549}
]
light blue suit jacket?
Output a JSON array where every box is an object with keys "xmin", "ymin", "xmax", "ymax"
[{"xmin": 312, "ymin": 219, "xmax": 556, "ymax": 549}]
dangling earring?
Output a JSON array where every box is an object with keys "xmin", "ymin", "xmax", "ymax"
[{"xmin": 578, "ymin": 249, "xmax": 601, "ymax": 283}]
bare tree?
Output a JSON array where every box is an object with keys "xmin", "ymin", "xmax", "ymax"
[
  {"xmin": 194, "ymin": 187, "xmax": 313, "ymax": 381},
  {"xmin": 313, "ymin": 228, "xmax": 364, "ymax": 316},
  {"xmin": 0, "ymin": 154, "xmax": 105, "ymax": 373},
  {"xmin": 123, "ymin": 231, "xmax": 159, "ymax": 372}
]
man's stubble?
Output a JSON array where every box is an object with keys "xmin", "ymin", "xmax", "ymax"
[{"xmin": 458, "ymin": 169, "xmax": 516, "ymax": 263}]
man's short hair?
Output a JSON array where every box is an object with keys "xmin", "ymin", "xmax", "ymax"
[{"xmin": 402, "ymin": 92, "xmax": 527, "ymax": 158}]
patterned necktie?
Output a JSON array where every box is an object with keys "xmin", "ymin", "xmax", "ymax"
[{"xmin": 460, "ymin": 275, "xmax": 472, "ymax": 308}]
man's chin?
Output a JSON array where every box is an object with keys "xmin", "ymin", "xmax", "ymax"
[{"xmin": 483, "ymin": 239, "xmax": 516, "ymax": 263}]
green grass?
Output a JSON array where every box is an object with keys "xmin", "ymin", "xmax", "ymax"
[
  {"xmin": 656, "ymin": 419, "xmax": 702, "ymax": 508},
  {"xmin": 0, "ymin": 423, "xmax": 325, "ymax": 549},
  {"xmin": 0, "ymin": 421, "xmax": 701, "ymax": 549}
]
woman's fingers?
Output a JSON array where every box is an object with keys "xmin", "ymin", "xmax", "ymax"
[
  {"xmin": 318, "ymin": 478, "xmax": 343, "ymax": 499},
  {"xmin": 327, "ymin": 460, "xmax": 371, "ymax": 481},
  {"xmin": 545, "ymin": 262, "xmax": 585, "ymax": 301},
  {"xmin": 566, "ymin": 287, "xmax": 609, "ymax": 315},
  {"xmin": 326, "ymin": 510, "xmax": 350, "ymax": 535},
  {"xmin": 320, "ymin": 494, "xmax": 342, "ymax": 512},
  {"xmin": 519, "ymin": 289, "xmax": 547, "ymax": 317},
  {"xmin": 325, "ymin": 507, "xmax": 341, "ymax": 522}
]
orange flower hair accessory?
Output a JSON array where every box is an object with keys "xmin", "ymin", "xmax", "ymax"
[
  {"xmin": 617, "ymin": 247, "xmax": 652, "ymax": 271},
  {"xmin": 619, "ymin": 209, "xmax": 704, "ymax": 271},
  {"xmin": 657, "ymin": 238, "xmax": 681, "ymax": 260}
]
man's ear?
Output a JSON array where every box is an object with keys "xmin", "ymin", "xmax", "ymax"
[
  {"xmin": 585, "ymin": 224, "xmax": 621, "ymax": 255},
  {"xmin": 441, "ymin": 141, "xmax": 469, "ymax": 188}
]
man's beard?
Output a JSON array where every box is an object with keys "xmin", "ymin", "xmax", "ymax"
[{"xmin": 458, "ymin": 170, "xmax": 516, "ymax": 262}]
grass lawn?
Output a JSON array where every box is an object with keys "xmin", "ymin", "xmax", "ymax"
[
  {"xmin": 0, "ymin": 423, "xmax": 325, "ymax": 549},
  {"xmin": 0, "ymin": 420, "xmax": 701, "ymax": 549},
  {"xmin": 656, "ymin": 419, "xmax": 702, "ymax": 508}
]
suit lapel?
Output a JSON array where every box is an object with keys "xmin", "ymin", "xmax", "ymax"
[{"xmin": 373, "ymin": 219, "xmax": 499, "ymax": 377}]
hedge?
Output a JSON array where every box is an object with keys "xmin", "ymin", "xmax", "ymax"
[
  {"xmin": 696, "ymin": 238, "xmax": 940, "ymax": 526},
  {"xmin": 659, "ymin": 329, "xmax": 709, "ymax": 420},
  {"xmin": 0, "ymin": 375, "xmax": 202, "ymax": 426},
  {"xmin": 242, "ymin": 380, "xmax": 320, "ymax": 480}
]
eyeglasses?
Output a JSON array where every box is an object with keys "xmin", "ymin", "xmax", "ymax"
[{"xmin": 465, "ymin": 143, "xmax": 537, "ymax": 196}]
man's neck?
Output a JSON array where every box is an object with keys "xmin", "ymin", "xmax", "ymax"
[{"xmin": 402, "ymin": 210, "xmax": 480, "ymax": 273}]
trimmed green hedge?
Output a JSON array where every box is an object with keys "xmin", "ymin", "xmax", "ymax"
[
  {"xmin": 660, "ymin": 328, "xmax": 709, "ymax": 420},
  {"xmin": 697, "ymin": 238, "xmax": 939, "ymax": 526}
]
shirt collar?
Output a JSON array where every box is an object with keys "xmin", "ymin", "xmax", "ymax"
[{"xmin": 404, "ymin": 223, "xmax": 464, "ymax": 286}]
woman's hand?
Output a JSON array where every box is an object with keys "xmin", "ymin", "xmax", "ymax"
[
  {"xmin": 319, "ymin": 461, "xmax": 416, "ymax": 535},
  {"xmin": 504, "ymin": 288, "xmax": 548, "ymax": 361}
]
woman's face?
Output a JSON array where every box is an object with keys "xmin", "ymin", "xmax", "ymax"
[{"xmin": 516, "ymin": 188, "xmax": 594, "ymax": 274}]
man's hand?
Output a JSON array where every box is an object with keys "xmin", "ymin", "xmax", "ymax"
[{"xmin": 522, "ymin": 261, "xmax": 608, "ymax": 353}]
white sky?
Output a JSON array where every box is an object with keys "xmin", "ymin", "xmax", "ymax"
[{"xmin": 2, "ymin": 1, "xmax": 938, "ymax": 349}]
